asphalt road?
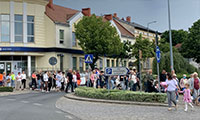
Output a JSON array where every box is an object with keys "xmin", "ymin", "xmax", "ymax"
[{"xmin": 0, "ymin": 91, "xmax": 80, "ymax": 120}]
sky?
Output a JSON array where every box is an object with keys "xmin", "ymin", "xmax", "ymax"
[{"xmin": 54, "ymin": 0, "xmax": 200, "ymax": 32}]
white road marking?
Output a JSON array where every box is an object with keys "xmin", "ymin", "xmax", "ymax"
[
  {"xmin": 55, "ymin": 111, "xmax": 63, "ymax": 114},
  {"xmin": 21, "ymin": 100, "xmax": 29, "ymax": 103},
  {"xmin": 7, "ymin": 99, "xmax": 16, "ymax": 101},
  {"xmin": 65, "ymin": 115, "xmax": 73, "ymax": 119},
  {"xmin": 33, "ymin": 103, "xmax": 42, "ymax": 106}
]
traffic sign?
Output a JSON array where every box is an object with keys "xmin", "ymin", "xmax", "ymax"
[
  {"xmin": 105, "ymin": 67, "xmax": 129, "ymax": 76},
  {"xmin": 156, "ymin": 46, "xmax": 161, "ymax": 63},
  {"xmin": 85, "ymin": 54, "xmax": 93, "ymax": 63},
  {"xmin": 49, "ymin": 57, "xmax": 57, "ymax": 66}
]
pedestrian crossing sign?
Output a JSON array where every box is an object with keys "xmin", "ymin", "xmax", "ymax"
[{"xmin": 85, "ymin": 54, "xmax": 93, "ymax": 63}]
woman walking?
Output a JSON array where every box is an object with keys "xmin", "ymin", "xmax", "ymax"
[
  {"xmin": 166, "ymin": 72, "xmax": 178, "ymax": 111},
  {"xmin": 21, "ymin": 71, "xmax": 26, "ymax": 90},
  {"xmin": 16, "ymin": 72, "xmax": 22, "ymax": 90}
]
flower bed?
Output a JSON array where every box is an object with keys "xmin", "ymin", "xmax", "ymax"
[{"xmin": 75, "ymin": 87, "xmax": 167, "ymax": 103}]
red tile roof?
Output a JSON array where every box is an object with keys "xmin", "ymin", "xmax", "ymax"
[
  {"xmin": 45, "ymin": 4, "xmax": 79, "ymax": 24},
  {"xmin": 113, "ymin": 19, "xmax": 134, "ymax": 38}
]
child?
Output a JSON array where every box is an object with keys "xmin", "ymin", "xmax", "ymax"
[{"xmin": 179, "ymin": 83, "xmax": 194, "ymax": 112}]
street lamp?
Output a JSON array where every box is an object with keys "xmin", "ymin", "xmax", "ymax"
[
  {"xmin": 147, "ymin": 21, "xmax": 157, "ymax": 38},
  {"xmin": 168, "ymin": 0, "xmax": 174, "ymax": 71}
]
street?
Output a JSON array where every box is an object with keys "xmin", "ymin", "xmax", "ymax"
[
  {"xmin": 57, "ymin": 97, "xmax": 200, "ymax": 120},
  {"xmin": 0, "ymin": 92, "xmax": 80, "ymax": 120}
]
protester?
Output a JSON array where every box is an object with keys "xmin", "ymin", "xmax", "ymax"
[
  {"xmin": 21, "ymin": 71, "xmax": 26, "ymax": 90},
  {"xmin": 160, "ymin": 70, "xmax": 167, "ymax": 82},
  {"xmin": 166, "ymin": 72, "xmax": 178, "ymax": 111},
  {"xmin": 43, "ymin": 71, "xmax": 48, "ymax": 92},
  {"xmin": 47, "ymin": 72, "xmax": 53, "ymax": 92},
  {"xmin": 129, "ymin": 71, "xmax": 137, "ymax": 91},
  {"xmin": 60, "ymin": 72, "xmax": 65, "ymax": 91},
  {"xmin": 76, "ymin": 70, "xmax": 81, "ymax": 86},
  {"xmin": 179, "ymin": 83, "xmax": 194, "ymax": 111},
  {"xmin": 146, "ymin": 70, "xmax": 154, "ymax": 92},
  {"xmin": 66, "ymin": 69, "xmax": 74, "ymax": 93},
  {"xmin": 73, "ymin": 71, "xmax": 77, "ymax": 89},
  {"xmin": 180, "ymin": 74, "xmax": 188, "ymax": 91},
  {"xmin": 16, "ymin": 72, "xmax": 22, "ymax": 90},
  {"xmin": 190, "ymin": 72, "xmax": 200, "ymax": 105},
  {"xmin": 173, "ymin": 74, "xmax": 180, "ymax": 102},
  {"xmin": 99, "ymin": 71, "xmax": 105, "ymax": 88},
  {"xmin": 36, "ymin": 71, "xmax": 42, "ymax": 90},
  {"xmin": 85, "ymin": 70, "xmax": 90, "ymax": 87},
  {"xmin": 6, "ymin": 73, "xmax": 11, "ymax": 87},
  {"xmin": 32, "ymin": 71, "xmax": 37, "ymax": 90},
  {"xmin": 56, "ymin": 71, "xmax": 62, "ymax": 91},
  {"xmin": 11, "ymin": 72, "xmax": 15, "ymax": 88},
  {"xmin": 52, "ymin": 71, "xmax": 57, "ymax": 90},
  {"xmin": 0, "ymin": 73, "xmax": 3, "ymax": 86},
  {"xmin": 3, "ymin": 72, "xmax": 6, "ymax": 86}
]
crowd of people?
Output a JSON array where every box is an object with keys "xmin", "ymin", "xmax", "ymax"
[{"xmin": 0, "ymin": 67, "xmax": 199, "ymax": 112}]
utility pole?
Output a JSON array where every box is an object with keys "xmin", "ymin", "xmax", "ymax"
[{"xmin": 168, "ymin": 0, "xmax": 174, "ymax": 71}]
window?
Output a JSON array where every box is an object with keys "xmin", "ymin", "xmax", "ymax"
[
  {"xmin": 112, "ymin": 60, "xmax": 114, "ymax": 67},
  {"xmin": 15, "ymin": 15, "xmax": 23, "ymax": 42},
  {"xmin": 99, "ymin": 59, "xmax": 103, "ymax": 70},
  {"xmin": 72, "ymin": 57, "xmax": 77, "ymax": 70},
  {"xmin": 72, "ymin": 32, "xmax": 76, "ymax": 46},
  {"xmin": 124, "ymin": 60, "xmax": 127, "ymax": 67},
  {"xmin": 1, "ymin": 15, "xmax": 10, "ymax": 42},
  {"xmin": 106, "ymin": 59, "xmax": 110, "ymax": 67},
  {"xmin": 116, "ymin": 59, "xmax": 119, "ymax": 67},
  {"xmin": 79, "ymin": 57, "xmax": 83, "ymax": 72},
  {"xmin": 27, "ymin": 16, "xmax": 34, "ymax": 42},
  {"xmin": 59, "ymin": 29, "xmax": 64, "ymax": 44}
]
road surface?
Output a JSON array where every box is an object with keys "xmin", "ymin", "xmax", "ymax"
[{"xmin": 0, "ymin": 91, "xmax": 80, "ymax": 120}]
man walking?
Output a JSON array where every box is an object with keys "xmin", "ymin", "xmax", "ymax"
[{"xmin": 65, "ymin": 69, "xmax": 74, "ymax": 93}]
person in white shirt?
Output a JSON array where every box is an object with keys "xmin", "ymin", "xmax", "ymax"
[
  {"xmin": 21, "ymin": 71, "xmax": 26, "ymax": 90},
  {"xmin": 73, "ymin": 71, "xmax": 77, "ymax": 88},
  {"xmin": 43, "ymin": 71, "xmax": 48, "ymax": 92},
  {"xmin": 16, "ymin": 72, "xmax": 22, "ymax": 90},
  {"xmin": 56, "ymin": 71, "xmax": 62, "ymax": 91}
]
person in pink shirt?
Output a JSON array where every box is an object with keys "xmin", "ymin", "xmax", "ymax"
[
  {"xmin": 179, "ymin": 83, "xmax": 194, "ymax": 111},
  {"xmin": 90, "ymin": 70, "xmax": 95, "ymax": 88}
]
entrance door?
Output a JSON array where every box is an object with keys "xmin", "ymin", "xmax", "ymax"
[{"xmin": 0, "ymin": 62, "xmax": 5, "ymax": 74}]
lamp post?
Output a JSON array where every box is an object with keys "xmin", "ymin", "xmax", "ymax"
[
  {"xmin": 168, "ymin": 0, "xmax": 174, "ymax": 71},
  {"xmin": 147, "ymin": 21, "xmax": 157, "ymax": 38}
]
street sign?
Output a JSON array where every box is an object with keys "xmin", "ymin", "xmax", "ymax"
[
  {"xmin": 105, "ymin": 67, "xmax": 129, "ymax": 76},
  {"xmin": 85, "ymin": 54, "xmax": 93, "ymax": 63},
  {"xmin": 49, "ymin": 57, "xmax": 57, "ymax": 66},
  {"xmin": 156, "ymin": 46, "xmax": 161, "ymax": 63}
]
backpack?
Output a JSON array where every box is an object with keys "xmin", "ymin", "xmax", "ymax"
[{"xmin": 194, "ymin": 78, "xmax": 199, "ymax": 90}]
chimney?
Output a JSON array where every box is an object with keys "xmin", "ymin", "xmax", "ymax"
[
  {"xmin": 105, "ymin": 14, "xmax": 113, "ymax": 21},
  {"xmin": 82, "ymin": 8, "xmax": 91, "ymax": 16},
  {"xmin": 126, "ymin": 16, "xmax": 131, "ymax": 22},
  {"xmin": 113, "ymin": 13, "xmax": 117, "ymax": 18},
  {"xmin": 47, "ymin": 0, "xmax": 54, "ymax": 9}
]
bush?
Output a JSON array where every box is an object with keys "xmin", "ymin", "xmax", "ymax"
[
  {"xmin": 75, "ymin": 87, "xmax": 167, "ymax": 103},
  {"xmin": 0, "ymin": 87, "xmax": 14, "ymax": 92}
]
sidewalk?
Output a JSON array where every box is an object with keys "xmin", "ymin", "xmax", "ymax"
[{"xmin": 0, "ymin": 89, "xmax": 31, "ymax": 96}]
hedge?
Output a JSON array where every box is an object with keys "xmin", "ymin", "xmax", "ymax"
[
  {"xmin": 0, "ymin": 87, "xmax": 14, "ymax": 92},
  {"xmin": 75, "ymin": 87, "xmax": 167, "ymax": 103}
]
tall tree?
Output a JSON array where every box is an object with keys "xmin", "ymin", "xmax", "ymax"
[
  {"xmin": 161, "ymin": 29, "xmax": 188, "ymax": 46},
  {"xmin": 75, "ymin": 15, "xmax": 122, "ymax": 70},
  {"xmin": 132, "ymin": 34, "xmax": 154, "ymax": 67},
  {"xmin": 181, "ymin": 19, "xmax": 200, "ymax": 63}
]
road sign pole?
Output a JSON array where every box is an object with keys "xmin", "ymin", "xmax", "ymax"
[{"xmin": 157, "ymin": 62, "xmax": 161, "ymax": 93}]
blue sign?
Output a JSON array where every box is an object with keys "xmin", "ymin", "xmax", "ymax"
[
  {"xmin": 156, "ymin": 46, "xmax": 161, "ymax": 63},
  {"xmin": 106, "ymin": 68, "xmax": 112, "ymax": 75},
  {"xmin": 49, "ymin": 57, "xmax": 57, "ymax": 66},
  {"xmin": 85, "ymin": 54, "xmax": 93, "ymax": 63}
]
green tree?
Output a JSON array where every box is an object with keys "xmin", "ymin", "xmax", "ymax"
[
  {"xmin": 153, "ymin": 51, "xmax": 198, "ymax": 74},
  {"xmin": 117, "ymin": 40, "xmax": 133, "ymax": 65},
  {"xmin": 181, "ymin": 19, "xmax": 200, "ymax": 63},
  {"xmin": 75, "ymin": 15, "xmax": 122, "ymax": 70},
  {"xmin": 132, "ymin": 34, "xmax": 154, "ymax": 68},
  {"xmin": 161, "ymin": 29, "xmax": 188, "ymax": 46}
]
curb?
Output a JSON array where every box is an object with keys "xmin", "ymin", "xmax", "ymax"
[{"xmin": 64, "ymin": 93, "xmax": 168, "ymax": 107}]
